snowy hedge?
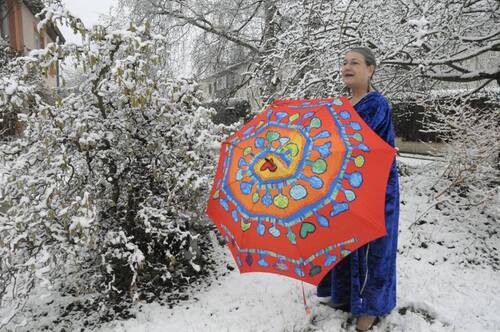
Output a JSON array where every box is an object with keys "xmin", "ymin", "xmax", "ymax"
[{"xmin": 0, "ymin": 7, "xmax": 230, "ymax": 327}]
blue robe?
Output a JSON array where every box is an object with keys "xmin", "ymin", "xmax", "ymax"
[{"xmin": 317, "ymin": 91, "xmax": 400, "ymax": 316}]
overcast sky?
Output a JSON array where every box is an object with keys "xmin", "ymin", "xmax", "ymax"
[
  {"xmin": 59, "ymin": 0, "xmax": 119, "ymax": 44},
  {"xmin": 56, "ymin": 0, "xmax": 193, "ymax": 77}
]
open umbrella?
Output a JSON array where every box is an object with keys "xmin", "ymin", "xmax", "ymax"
[{"xmin": 206, "ymin": 97, "xmax": 396, "ymax": 285}]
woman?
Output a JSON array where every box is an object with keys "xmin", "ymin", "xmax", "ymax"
[{"xmin": 317, "ymin": 47, "xmax": 400, "ymax": 331}]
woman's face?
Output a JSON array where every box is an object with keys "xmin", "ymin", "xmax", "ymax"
[{"xmin": 341, "ymin": 51, "xmax": 375, "ymax": 90}]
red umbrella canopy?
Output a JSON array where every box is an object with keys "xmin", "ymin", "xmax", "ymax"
[{"xmin": 206, "ymin": 97, "xmax": 396, "ymax": 285}]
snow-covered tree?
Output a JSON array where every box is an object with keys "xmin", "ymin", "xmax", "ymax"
[
  {"xmin": 420, "ymin": 91, "xmax": 499, "ymax": 208},
  {"xmin": 0, "ymin": 4, "xmax": 229, "ymax": 328},
  {"xmin": 120, "ymin": 0, "xmax": 499, "ymax": 210},
  {"xmin": 116, "ymin": 0, "xmax": 282, "ymax": 101},
  {"xmin": 0, "ymin": 38, "xmax": 17, "ymax": 137},
  {"xmin": 382, "ymin": 0, "xmax": 499, "ymax": 90},
  {"xmin": 124, "ymin": 0, "xmax": 499, "ymax": 100}
]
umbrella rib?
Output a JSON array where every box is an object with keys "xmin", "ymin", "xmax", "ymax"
[{"xmin": 221, "ymin": 140, "xmax": 250, "ymax": 156}]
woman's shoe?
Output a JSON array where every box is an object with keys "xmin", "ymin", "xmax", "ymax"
[
  {"xmin": 319, "ymin": 301, "xmax": 350, "ymax": 312},
  {"xmin": 355, "ymin": 315, "xmax": 380, "ymax": 331}
]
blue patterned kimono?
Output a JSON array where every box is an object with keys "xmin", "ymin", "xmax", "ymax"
[{"xmin": 317, "ymin": 91, "xmax": 400, "ymax": 316}]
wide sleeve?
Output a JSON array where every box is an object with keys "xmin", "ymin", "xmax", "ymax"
[{"xmin": 364, "ymin": 98, "xmax": 395, "ymax": 147}]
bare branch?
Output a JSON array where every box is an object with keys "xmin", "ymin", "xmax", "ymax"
[
  {"xmin": 383, "ymin": 41, "xmax": 500, "ymax": 66},
  {"xmin": 154, "ymin": 5, "xmax": 262, "ymax": 54},
  {"xmin": 459, "ymin": 29, "xmax": 500, "ymax": 42},
  {"xmin": 424, "ymin": 69, "xmax": 499, "ymax": 82}
]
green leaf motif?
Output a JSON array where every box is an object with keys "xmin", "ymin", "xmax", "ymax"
[
  {"xmin": 300, "ymin": 222, "xmax": 316, "ymax": 239},
  {"xmin": 289, "ymin": 113, "xmax": 299, "ymax": 122},
  {"xmin": 266, "ymin": 131, "xmax": 280, "ymax": 142}
]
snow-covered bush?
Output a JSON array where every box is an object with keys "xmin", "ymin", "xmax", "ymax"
[
  {"xmin": 0, "ymin": 6, "xmax": 228, "ymax": 327},
  {"xmin": 422, "ymin": 92, "xmax": 499, "ymax": 211},
  {"xmin": 0, "ymin": 39, "xmax": 39, "ymax": 138}
]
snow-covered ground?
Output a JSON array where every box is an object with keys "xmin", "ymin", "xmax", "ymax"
[
  {"xmin": 96, "ymin": 155, "xmax": 500, "ymax": 332},
  {"xmin": 2, "ymin": 155, "xmax": 498, "ymax": 331}
]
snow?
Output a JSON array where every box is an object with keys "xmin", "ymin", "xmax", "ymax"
[
  {"xmin": 4, "ymin": 80, "xmax": 18, "ymax": 96},
  {"xmin": 4, "ymin": 154, "xmax": 497, "ymax": 331},
  {"xmin": 69, "ymin": 215, "xmax": 94, "ymax": 230},
  {"xmin": 408, "ymin": 17, "xmax": 429, "ymax": 28},
  {"xmin": 409, "ymin": 16, "xmax": 430, "ymax": 48},
  {"xmin": 96, "ymin": 155, "xmax": 500, "ymax": 332},
  {"xmin": 397, "ymin": 153, "xmax": 440, "ymax": 168},
  {"xmin": 100, "ymin": 248, "xmax": 500, "ymax": 331},
  {"xmin": 103, "ymin": 261, "xmax": 314, "ymax": 332}
]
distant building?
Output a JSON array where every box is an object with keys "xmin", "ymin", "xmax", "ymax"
[
  {"xmin": 199, "ymin": 61, "xmax": 262, "ymax": 111},
  {"xmin": 0, "ymin": 0, "xmax": 65, "ymax": 87}
]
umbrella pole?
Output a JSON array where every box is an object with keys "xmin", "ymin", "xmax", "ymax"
[{"xmin": 301, "ymin": 281, "xmax": 312, "ymax": 317}]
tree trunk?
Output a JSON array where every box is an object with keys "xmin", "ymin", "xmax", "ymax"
[{"xmin": 261, "ymin": 0, "xmax": 279, "ymax": 104}]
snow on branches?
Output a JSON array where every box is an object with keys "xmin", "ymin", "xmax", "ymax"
[
  {"xmin": 0, "ymin": 4, "xmax": 228, "ymax": 328},
  {"xmin": 422, "ymin": 92, "xmax": 500, "ymax": 210}
]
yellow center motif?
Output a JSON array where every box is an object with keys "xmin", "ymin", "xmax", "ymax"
[{"xmin": 253, "ymin": 129, "xmax": 306, "ymax": 180}]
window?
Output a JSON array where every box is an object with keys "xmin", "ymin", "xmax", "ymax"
[{"xmin": 0, "ymin": 0, "xmax": 9, "ymax": 41}]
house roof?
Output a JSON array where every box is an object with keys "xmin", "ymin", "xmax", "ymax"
[{"xmin": 23, "ymin": 0, "xmax": 66, "ymax": 44}]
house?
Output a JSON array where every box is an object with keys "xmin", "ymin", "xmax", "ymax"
[
  {"xmin": 0, "ymin": 0, "xmax": 65, "ymax": 87},
  {"xmin": 199, "ymin": 61, "xmax": 263, "ymax": 112}
]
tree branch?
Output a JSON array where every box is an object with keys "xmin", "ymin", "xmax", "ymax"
[
  {"xmin": 423, "ymin": 69, "xmax": 499, "ymax": 82},
  {"xmin": 382, "ymin": 40, "xmax": 500, "ymax": 66},
  {"xmin": 459, "ymin": 29, "xmax": 500, "ymax": 42},
  {"xmin": 154, "ymin": 6, "xmax": 262, "ymax": 54}
]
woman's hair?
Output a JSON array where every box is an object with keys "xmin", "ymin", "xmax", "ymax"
[{"xmin": 349, "ymin": 47, "xmax": 377, "ymax": 73}]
